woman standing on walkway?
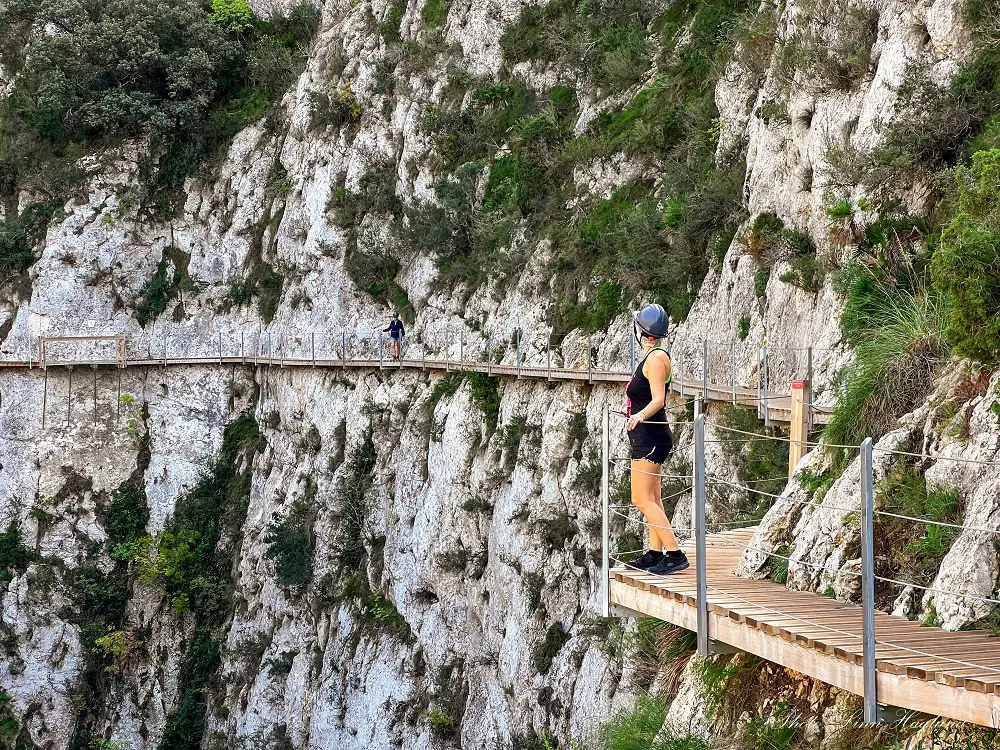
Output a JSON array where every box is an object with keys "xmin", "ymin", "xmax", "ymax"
[{"xmin": 624, "ymin": 304, "xmax": 689, "ymax": 576}]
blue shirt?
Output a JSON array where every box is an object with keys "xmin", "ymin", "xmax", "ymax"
[{"xmin": 384, "ymin": 320, "xmax": 405, "ymax": 338}]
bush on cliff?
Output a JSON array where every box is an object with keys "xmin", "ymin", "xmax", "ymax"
[
  {"xmin": 0, "ymin": 0, "xmax": 320, "ymax": 216},
  {"xmin": 932, "ymin": 148, "xmax": 1000, "ymax": 363}
]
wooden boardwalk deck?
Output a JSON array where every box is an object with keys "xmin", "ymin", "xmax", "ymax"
[
  {"xmin": 610, "ymin": 529, "xmax": 1000, "ymax": 727},
  {"xmin": 0, "ymin": 356, "xmax": 831, "ymax": 425}
]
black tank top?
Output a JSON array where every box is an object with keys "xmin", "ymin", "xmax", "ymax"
[{"xmin": 626, "ymin": 348, "xmax": 671, "ymax": 443}]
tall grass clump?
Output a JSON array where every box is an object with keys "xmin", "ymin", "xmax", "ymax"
[{"xmin": 825, "ymin": 260, "xmax": 951, "ymax": 449}]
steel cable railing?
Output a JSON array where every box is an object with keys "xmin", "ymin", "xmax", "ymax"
[
  {"xmin": 598, "ymin": 406, "xmax": 1000, "ymax": 726},
  {"xmin": 17, "ymin": 323, "xmax": 832, "ymax": 416}
]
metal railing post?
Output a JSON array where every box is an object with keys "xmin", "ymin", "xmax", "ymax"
[
  {"xmin": 516, "ymin": 332, "xmax": 522, "ymax": 379},
  {"xmin": 460, "ymin": 330, "xmax": 464, "ymax": 364},
  {"xmin": 679, "ymin": 347, "xmax": 685, "ymax": 397},
  {"xmin": 311, "ymin": 332, "xmax": 316, "ymax": 367},
  {"xmin": 422, "ymin": 332, "xmax": 426, "ymax": 370},
  {"xmin": 588, "ymin": 335, "xmax": 593, "ymax": 384},
  {"xmin": 756, "ymin": 348, "xmax": 762, "ymax": 418},
  {"xmin": 630, "ymin": 331, "xmax": 636, "ymax": 375},
  {"xmin": 547, "ymin": 338, "xmax": 551, "ymax": 381},
  {"xmin": 218, "ymin": 332, "xmax": 223, "ymax": 364},
  {"xmin": 860, "ymin": 437, "xmax": 879, "ymax": 724},
  {"xmin": 601, "ymin": 403, "xmax": 610, "ymax": 618},
  {"xmin": 379, "ymin": 332, "xmax": 384, "ymax": 369},
  {"xmin": 763, "ymin": 346, "xmax": 770, "ymax": 427},
  {"xmin": 807, "ymin": 346, "xmax": 814, "ymax": 432},
  {"xmin": 701, "ymin": 339, "xmax": 708, "ymax": 400},
  {"xmin": 694, "ymin": 412, "xmax": 708, "ymax": 656},
  {"xmin": 341, "ymin": 331, "xmax": 346, "ymax": 368},
  {"xmin": 731, "ymin": 342, "xmax": 736, "ymax": 405},
  {"xmin": 241, "ymin": 332, "xmax": 245, "ymax": 364},
  {"xmin": 487, "ymin": 334, "xmax": 492, "ymax": 376}
]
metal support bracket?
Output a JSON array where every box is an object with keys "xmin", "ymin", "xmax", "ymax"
[
  {"xmin": 877, "ymin": 704, "xmax": 934, "ymax": 725},
  {"xmin": 708, "ymin": 638, "xmax": 741, "ymax": 655}
]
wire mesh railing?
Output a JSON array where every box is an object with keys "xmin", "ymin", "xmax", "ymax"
[{"xmin": 598, "ymin": 404, "xmax": 1000, "ymax": 726}]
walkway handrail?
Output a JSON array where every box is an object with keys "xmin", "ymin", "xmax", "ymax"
[{"xmin": 11, "ymin": 324, "xmax": 835, "ymax": 413}]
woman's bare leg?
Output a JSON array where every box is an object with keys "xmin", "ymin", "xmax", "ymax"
[{"xmin": 631, "ymin": 460, "xmax": 680, "ymax": 552}]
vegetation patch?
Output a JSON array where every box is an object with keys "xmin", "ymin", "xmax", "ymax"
[
  {"xmin": 0, "ymin": 523, "xmax": 36, "ymax": 582},
  {"xmin": 227, "ymin": 261, "xmax": 284, "ymax": 324},
  {"xmin": 136, "ymin": 413, "xmax": 264, "ymax": 750},
  {"xmin": 774, "ymin": 0, "xmax": 877, "ymax": 93},
  {"xmin": 411, "ymin": 1, "xmax": 757, "ymax": 324},
  {"xmin": 875, "ymin": 464, "xmax": 962, "ymax": 600},
  {"xmin": 264, "ymin": 495, "xmax": 316, "ymax": 593},
  {"xmin": 0, "ymin": 0, "xmax": 321, "ymax": 217},
  {"xmin": 933, "ymin": 149, "xmax": 1000, "ymax": 362},
  {"xmin": 0, "ymin": 202, "xmax": 53, "ymax": 284},
  {"xmin": 825, "ymin": 259, "xmax": 950, "ymax": 450},
  {"xmin": 531, "ymin": 622, "xmax": 570, "ymax": 674},
  {"xmin": 134, "ymin": 247, "xmax": 197, "ymax": 326},
  {"xmin": 465, "ymin": 372, "xmax": 501, "ymax": 433}
]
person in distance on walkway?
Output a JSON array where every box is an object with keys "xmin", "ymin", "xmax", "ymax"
[
  {"xmin": 624, "ymin": 303, "xmax": 689, "ymax": 576},
  {"xmin": 384, "ymin": 312, "xmax": 405, "ymax": 360}
]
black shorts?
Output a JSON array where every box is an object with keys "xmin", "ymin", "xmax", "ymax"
[
  {"xmin": 631, "ymin": 443, "xmax": 671, "ymax": 464},
  {"xmin": 628, "ymin": 424, "xmax": 673, "ymax": 464}
]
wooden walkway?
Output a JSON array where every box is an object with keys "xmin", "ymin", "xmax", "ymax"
[
  {"xmin": 0, "ymin": 355, "xmax": 832, "ymax": 425},
  {"xmin": 610, "ymin": 529, "xmax": 1000, "ymax": 727}
]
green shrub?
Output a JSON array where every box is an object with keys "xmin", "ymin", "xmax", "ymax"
[
  {"xmin": 420, "ymin": 708, "xmax": 455, "ymax": 737},
  {"xmin": 826, "ymin": 198, "xmax": 856, "ymax": 221},
  {"xmin": 106, "ymin": 482, "xmax": 150, "ymax": 561},
  {"xmin": 335, "ymin": 436, "xmax": 377, "ymax": 571},
  {"xmin": 379, "ymin": 1, "xmax": 405, "ymax": 44},
  {"xmin": 0, "ymin": 202, "xmax": 53, "ymax": 279},
  {"xmin": 779, "ymin": 252, "xmax": 822, "ymax": 293},
  {"xmin": 531, "ymin": 622, "xmax": 570, "ymax": 674},
  {"xmin": 0, "ymin": 523, "xmax": 36, "ymax": 581},
  {"xmin": 499, "ymin": 0, "xmax": 656, "ymax": 93},
  {"xmin": 774, "ymin": 1, "xmax": 877, "ymax": 92},
  {"xmin": 309, "ymin": 83, "xmax": 362, "ymax": 132},
  {"xmin": 875, "ymin": 465, "xmax": 961, "ymax": 586},
  {"xmin": 134, "ymin": 248, "xmax": 195, "ymax": 327},
  {"xmin": 153, "ymin": 412, "xmax": 264, "ymax": 750},
  {"xmin": 754, "ymin": 268, "xmax": 770, "ymax": 298},
  {"xmin": 737, "ymin": 316, "xmax": 751, "ymax": 340},
  {"xmin": 743, "ymin": 716, "xmax": 800, "ymax": 750},
  {"xmin": 210, "ymin": 0, "xmax": 253, "ymax": 30},
  {"xmin": 769, "ymin": 545, "xmax": 791, "ymax": 585},
  {"xmin": 420, "ymin": 0, "xmax": 451, "ymax": 27},
  {"xmin": 932, "ymin": 149, "xmax": 1000, "ymax": 362},
  {"xmin": 465, "ymin": 372, "xmax": 501, "ymax": 432},
  {"xmin": 599, "ymin": 694, "xmax": 666, "ymax": 750},
  {"xmin": 0, "ymin": 0, "xmax": 320, "ymax": 217},
  {"xmin": 228, "ymin": 261, "xmax": 283, "ymax": 323},
  {"xmin": 264, "ymin": 497, "xmax": 316, "ymax": 591},
  {"xmin": 826, "ymin": 260, "xmax": 951, "ymax": 447}
]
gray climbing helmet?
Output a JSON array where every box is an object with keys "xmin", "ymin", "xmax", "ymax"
[
  {"xmin": 634, "ymin": 303, "xmax": 669, "ymax": 340},
  {"xmin": 392, "ymin": 311, "xmax": 399, "ymax": 319}
]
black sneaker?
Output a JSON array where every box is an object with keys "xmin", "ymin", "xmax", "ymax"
[
  {"xmin": 625, "ymin": 550, "xmax": 664, "ymax": 571},
  {"xmin": 650, "ymin": 551, "xmax": 690, "ymax": 576}
]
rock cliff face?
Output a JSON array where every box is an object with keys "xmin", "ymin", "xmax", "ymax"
[{"xmin": 0, "ymin": 0, "xmax": 995, "ymax": 748}]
